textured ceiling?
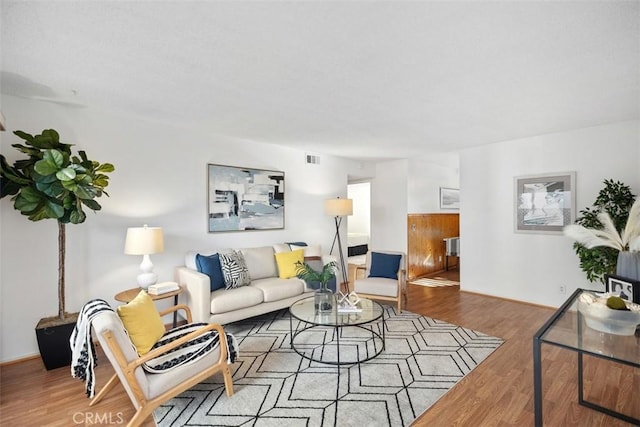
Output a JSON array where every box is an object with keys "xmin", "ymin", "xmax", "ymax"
[{"xmin": 1, "ymin": 1, "xmax": 639, "ymax": 161}]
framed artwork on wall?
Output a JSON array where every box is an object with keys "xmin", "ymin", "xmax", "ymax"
[
  {"xmin": 440, "ymin": 187, "xmax": 460, "ymax": 210},
  {"xmin": 605, "ymin": 274, "xmax": 639, "ymax": 304},
  {"xmin": 514, "ymin": 172, "xmax": 575, "ymax": 234},
  {"xmin": 207, "ymin": 164, "xmax": 285, "ymax": 232}
]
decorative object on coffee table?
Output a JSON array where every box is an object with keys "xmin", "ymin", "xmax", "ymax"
[
  {"xmin": 295, "ymin": 260, "xmax": 337, "ymax": 312},
  {"xmin": 605, "ymin": 274, "xmax": 640, "ymax": 304},
  {"xmin": 577, "ymin": 291, "xmax": 640, "ymax": 336}
]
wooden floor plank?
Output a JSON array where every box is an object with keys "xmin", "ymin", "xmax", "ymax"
[{"xmin": 1, "ymin": 282, "xmax": 638, "ymax": 426}]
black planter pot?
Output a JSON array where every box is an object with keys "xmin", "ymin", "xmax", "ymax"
[{"xmin": 35, "ymin": 314, "xmax": 78, "ymax": 370}]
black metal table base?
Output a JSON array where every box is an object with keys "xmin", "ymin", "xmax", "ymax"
[{"xmin": 289, "ymin": 322, "xmax": 385, "ymax": 366}]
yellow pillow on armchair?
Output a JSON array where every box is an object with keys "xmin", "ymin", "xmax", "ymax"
[{"xmin": 116, "ymin": 290, "xmax": 166, "ymax": 355}]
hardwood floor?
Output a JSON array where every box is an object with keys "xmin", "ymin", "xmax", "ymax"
[{"xmin": 1, "ymin": 285, "xmax": 638, "ymax": 426}]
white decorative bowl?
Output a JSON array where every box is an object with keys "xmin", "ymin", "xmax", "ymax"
[{"xmin": 578, "ymin": 293, "xmax": 640, "ymax": 336}]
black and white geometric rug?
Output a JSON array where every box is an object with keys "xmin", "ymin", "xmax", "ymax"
[{"xmin": 153, "ymin": 306, "xmax": 503, "ymax": 427}]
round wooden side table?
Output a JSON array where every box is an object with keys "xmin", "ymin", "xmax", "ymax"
[{"xmin": 114, "ymin": 285, "xmax": 184, "ymax": 328}]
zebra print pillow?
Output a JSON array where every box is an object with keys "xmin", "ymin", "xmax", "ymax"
[{"xmin": 219, "ymin": 250, "xmax": 251, "ymax": 289}]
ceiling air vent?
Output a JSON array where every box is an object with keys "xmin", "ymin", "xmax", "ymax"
[{"xmin": 306, "ymin": 154, "xmax": 320, "ymax": 165}]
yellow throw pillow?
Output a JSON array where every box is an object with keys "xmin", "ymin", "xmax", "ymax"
[
  {"xmin": 116, "ymin": 290, "xmax": 166, "ymax": 355},
  {"xmin": 275, "ymin": 249, "xmax": 305, "ymax": 279}
]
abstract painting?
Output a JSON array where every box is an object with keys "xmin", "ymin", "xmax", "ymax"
[
  {"xmin": 207, "ymin": 164, "xmax": 284, "ymax": 232},
  {"xmin": 514, "ymin": 172, "xmax": 575, "ymax": 234}
]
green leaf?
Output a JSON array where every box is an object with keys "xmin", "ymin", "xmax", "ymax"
[
  {"xmin": 34, "ymin": 150, "xmax": 65, "ymax": 175},
  {"xmin": 69, "ymin": 209, "xmax": 86, "ymax": 224},
  {"xmin": 43, "ymin": 199, "xmax": 65, "ymax": 218},
  {"xmin": 0, "ymin": 177, "xmax": 21, "ymax": 197},
  {"xmin": 13, "ymin": 130, "xmax": 34, "ymax": 143},
  {"xmin": 14, "ymin": 193, "xmax": 41, "ymax": 213},
  {"xmin": 74, "ymin": 184, "xmax": 97, "ymax": 199},
  {"xmin": 61, "ymin": 179, "xmax": 78, "ymax": 192},
  {"xmin": 36, "ymin": 179, "xmax": 66, "ymax": 198},
  {"xmin": 56, "ymin": 167, "xmax": 76, "ymax": 181},
  {"xmin": 93, "ymin": 175, "xmax": 109, "ymax": 188},
  {"xmin": 96, "ymin": 163, "xmax": 115, "ymax": 173},
  {"xmin": 81, "ymin": 199, "xmax": 101, "ymax": 211}
]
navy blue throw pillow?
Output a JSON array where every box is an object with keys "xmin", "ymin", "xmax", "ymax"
[
  {"xmin": 286, "ymin": 241, "xmax": 307, "ymax": 248},
  {"xmin": 195, "ymin": 253, "xmax": 225, "ymax": 291},
  {"xmin": 369, "ymin": 252, "xmax": 401, "ymax": 280}
]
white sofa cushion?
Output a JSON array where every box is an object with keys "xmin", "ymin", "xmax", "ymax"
[
  {"xmin": 210, "ymin": 286, "xmax": 264, "ymax": 314},
  {"xmin": 240, "ymin": 246, "xmax": 278, "ymax": 280},
  {"xmin": 290, "ymin": 244, "xmax": 322, "ymax": 259},
  {"xmin": 272, "ymin": 243, "xmax": 291, "ymax": 253},
  {"xmin": 250, "ymin": 277, "xmax": 305, "ymax": 302}
]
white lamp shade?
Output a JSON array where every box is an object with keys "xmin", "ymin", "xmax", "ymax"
[
  {"xmin": 124, "ymin": 225, "xmax": 164, "ymax": 255},
  {"xmin": 325, "ymin": 198, "xmax": 353, "ymax": 216}
]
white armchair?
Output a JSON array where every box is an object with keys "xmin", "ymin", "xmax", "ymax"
[
  {"xmin": 353, "ymin": 250, "xmax": 407, "ymax": 312},
  {"xmin": 89, "ymin": 305, "xmax": 234, "ymax": 427}
]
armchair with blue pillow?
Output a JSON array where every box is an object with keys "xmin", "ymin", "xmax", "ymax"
[{"xmin": 353, "ymin": 250, "xmax": 407, "ymax": 312}]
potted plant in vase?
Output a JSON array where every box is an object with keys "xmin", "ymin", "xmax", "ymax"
[
  {"xmin": 295, "ymin": 260, "xmax": 337, "ymax": 312},
  {"xmin": 0, "ymin": 129, "xmax": 114, "ymax": 369},
  {"xmin": 564, "ymin": 179, "xmax": 640, "ymax": 284}
]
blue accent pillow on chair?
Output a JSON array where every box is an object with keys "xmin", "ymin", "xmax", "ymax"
[
  {"xmin": 369, "ymin": 252, "xmax": 401, "ymax": 280},
  {"xmin": 195, "ymin": 253, "xmax": 226, "ymax": 291}
]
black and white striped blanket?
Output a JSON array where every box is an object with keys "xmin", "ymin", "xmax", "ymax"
[
  {"xmin": 69, "ymin": 299, "xmax": 113, "ymax": 398},
  {"xmin": 143, "ymin": 323, "xmax": 238, "ymax": 373}
]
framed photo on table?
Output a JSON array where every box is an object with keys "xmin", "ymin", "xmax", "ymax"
[
  {"xmin": 605, "ymin": 274, "xmax": 639, "ymax": 304},
  {"xmin": 514, "ymin": 172, "xmax": 575, "ymax": 234}
]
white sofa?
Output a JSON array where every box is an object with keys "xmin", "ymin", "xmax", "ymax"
[{"xmin": 175, "ymin": 244, "xmax": 338, "ymax": 324}]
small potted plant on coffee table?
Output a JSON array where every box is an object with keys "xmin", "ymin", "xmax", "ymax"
[{"xmin": 295, "ymin": 260, "xmax": 337, "ymax": 312}]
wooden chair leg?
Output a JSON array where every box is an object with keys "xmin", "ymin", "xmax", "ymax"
[
  {"xmin": 90, "ymin": 373, "xmax": 120, "ymax": 406},
  {"xmin": 127, "ymin": 407, "xmax": 152, "ymax": 427},
  {"xmin": 223, "ymin": 366, "xmax": 234, "ymax": 396}
]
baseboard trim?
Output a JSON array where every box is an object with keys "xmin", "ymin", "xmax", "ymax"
[
  {"xmin": 460, "ymin": 289, "xmax": 556, "ymax": 310},
  {"xmin": 0, "ymin": 353, "xmax": 41, "ymax": 367}
]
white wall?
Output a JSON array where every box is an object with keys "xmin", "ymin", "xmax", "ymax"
[
  {"xmin": 370, "ymin": 160, "xmax": 408, "ymax": 253},
  {"xmin": 0, "ymin": 95, "xmax": 362, "ymax": 362},
  {"xmin": 347, "ymin": 182, "xmax": 370, "ymax": 236},
  {"xmin": 460, "ymin": 120, "xmax": 640, "ymax": 307},
  {"xmin": 408, "ymin": 154, "xmax": 459, "ymax": 213}
]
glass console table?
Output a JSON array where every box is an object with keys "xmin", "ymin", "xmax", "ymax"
[{"xmin": 533, "ymin": 289, "xmax": 639, "ymax": 426}]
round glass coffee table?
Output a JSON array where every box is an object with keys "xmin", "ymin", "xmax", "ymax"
[{"xmin": 289, "ymin": 295, "xmax": 386, "ymax": 366}]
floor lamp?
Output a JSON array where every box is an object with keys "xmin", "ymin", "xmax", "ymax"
[{"xmin": 325, "ymin": 197, "xmax": 353, "ymax": 293}]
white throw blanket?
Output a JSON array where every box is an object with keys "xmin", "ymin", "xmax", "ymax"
[{"xmin": 69, "ymin": 299, "xmax": 113, "ymax": 398}]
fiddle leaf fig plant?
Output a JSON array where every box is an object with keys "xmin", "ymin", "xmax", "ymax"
[{"xmin": 0, "ymin": 129, "xmax": 115, "ymax": 321}]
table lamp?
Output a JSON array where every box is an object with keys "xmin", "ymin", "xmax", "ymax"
[
  {"xmin": 325, "ymin": 197, "xmax": 353, "ymax": 292},
  {"xmin": 124, "ymin": 224, "xmax": 164, "ymax": 288}
]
